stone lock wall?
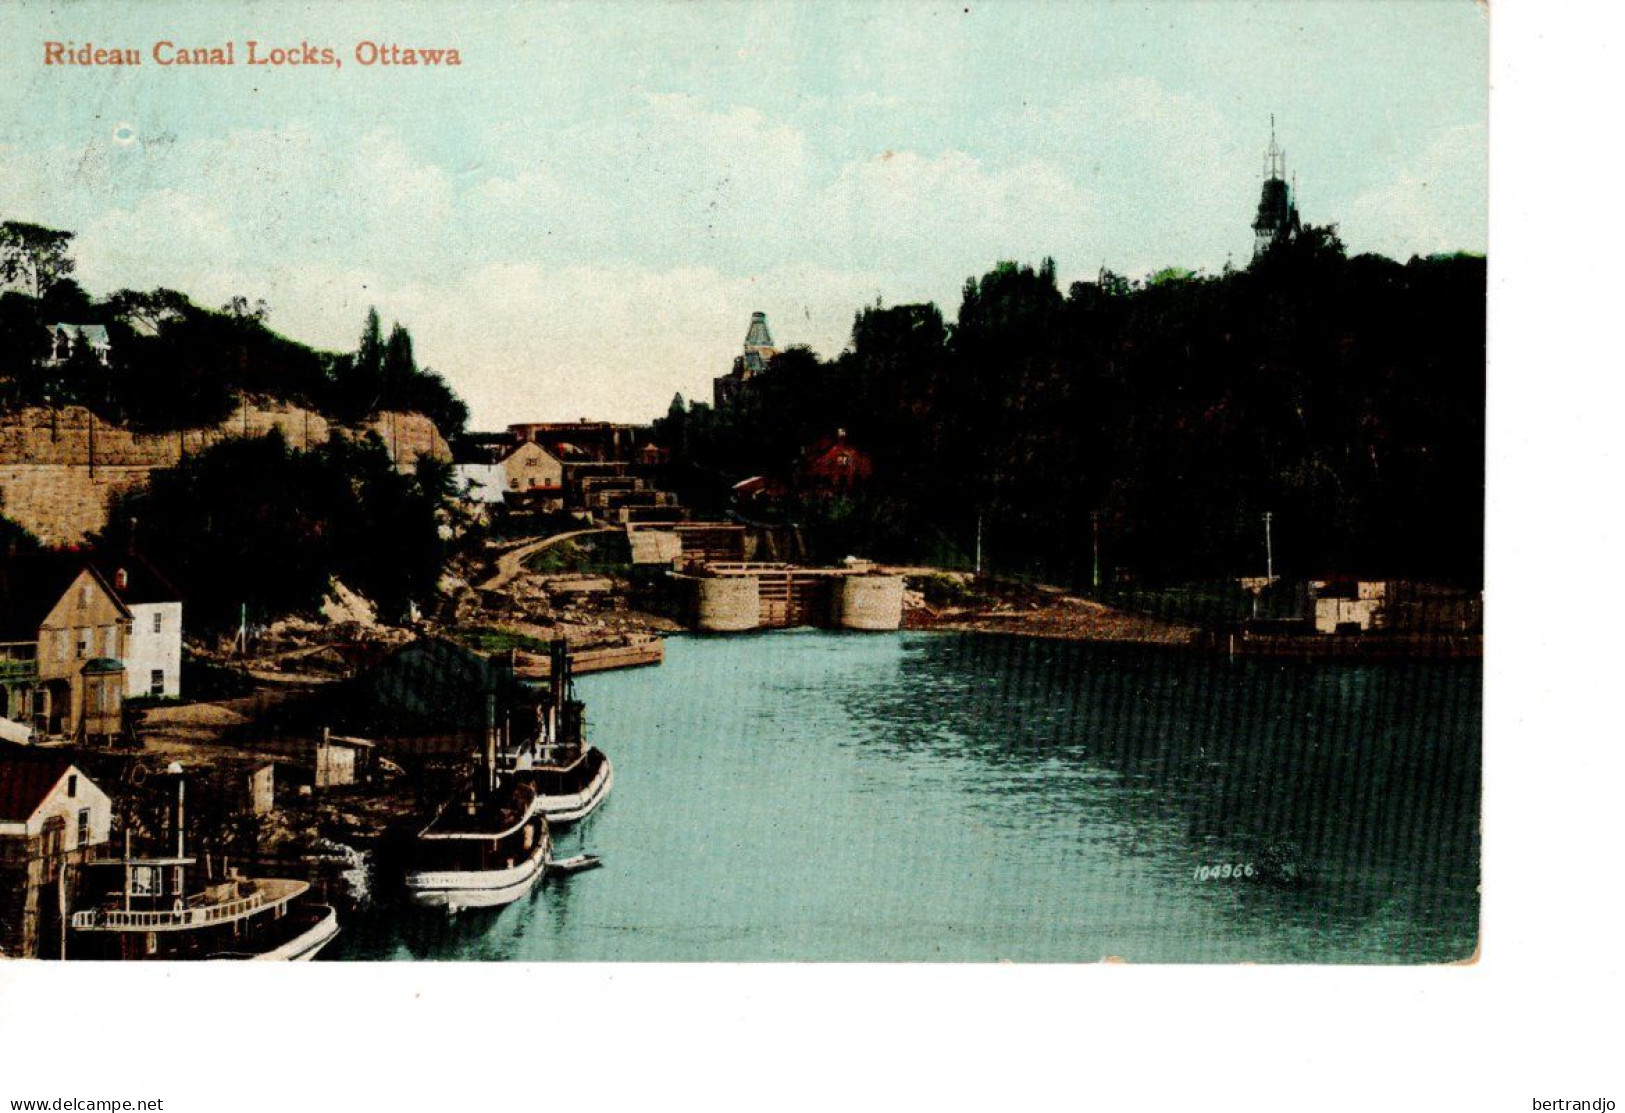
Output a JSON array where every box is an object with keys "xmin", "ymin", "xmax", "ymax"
[
  {"xmin": 833, "ymin": 575, "xmax": 905, "ymax": 631},
  {"xmin": 693, "ymin": 575, "xmax": 761, "ymax": 632},
  {"xmin": 0, "ymin": 403, "xmax": 450, "ymax": 547}
]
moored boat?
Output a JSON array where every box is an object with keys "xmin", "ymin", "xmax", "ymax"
[
  {"xmin": 68, "ymin": 766, "xmax": 340, "ymax": 961},
  {"xmin": 403, "ymin": 780, "xmax": 550, "ymax": 911},
  {"xmin": 503, "ymin": 640, "xmax": 613, "ymax": 826}
]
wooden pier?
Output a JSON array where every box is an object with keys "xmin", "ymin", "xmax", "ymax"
[{"xmin": 510, "ymin": 637, "xmax": 664, "ymax": 679}]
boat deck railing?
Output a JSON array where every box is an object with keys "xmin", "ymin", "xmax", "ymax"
[{"xmin": 71, "ymin": 879, "xmax": 307, "ymax": 932}]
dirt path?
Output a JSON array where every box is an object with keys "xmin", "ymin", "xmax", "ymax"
[{"xmin": 479, "ymin": 527, "xmax": 616, "ymax": 591}]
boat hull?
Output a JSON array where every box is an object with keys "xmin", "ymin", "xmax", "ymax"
[
  {"xmin": 404, "ymin": 836, "xmax": 550, "ymax": 911},
  {"xmin": 532, "ymin": 755, "xmax": 613, "ymax": 826},
  {"xmin": 252, "ymin": 905, "xmax": 340, "ymax": 961}
]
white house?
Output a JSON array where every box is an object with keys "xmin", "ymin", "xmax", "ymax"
[
  {"xmin": 0, "ymin": 749, "xmax": 113, "ymax": 852},
  {"xmin": 93, "ymin": 556, "xmax": 183, "ymax": 700},
  {"xmin": 0, "ymin": 745, "xmax": 113, "ymax": 957},
  {"xmin": 500, "ymin": 440, "xmax": 565, "ymax": 493},
  {"xmin": 45, "ymin": 323, "xmax": 112, "ymax": 367}
]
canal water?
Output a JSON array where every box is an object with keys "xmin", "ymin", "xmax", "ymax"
[{"xmin": 337, "ymin": 630, "xmax": 1480, "ymax": 963}]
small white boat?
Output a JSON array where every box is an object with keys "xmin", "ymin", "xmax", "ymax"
[{"xmin": 547, "ymin": 853, "xmax": 602, "ymax": 875}]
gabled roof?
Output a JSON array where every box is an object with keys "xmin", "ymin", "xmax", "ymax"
[
  {"xmin": 0, "ymin": 743, "xmax": 75, "ymax": 824},
  {"xmin": 0, "ymin": 553, "xmax": 128, "ymax": 641},
  {"xmin": 51, "ymin": 323, "xmax": 110, "ymax": 346},
  {"xmin": 499, "ymin": 440, "xmax": 564, "ymax": 465},
  {"xmin": 88, "ymin": 551, "xmax": 182, "ymax": 606}
]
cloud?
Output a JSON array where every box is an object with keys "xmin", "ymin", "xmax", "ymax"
[
  {"xmin": 812, "ymin": 149, "xmax": 1097, "ymax": 278},
  {"xmin": 1344, "ymin": 122, "xmax": 1487, "ymax": 258}
]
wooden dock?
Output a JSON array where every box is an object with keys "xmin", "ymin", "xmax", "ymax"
[{"xmin": 511, "ymin": 638, "xmax": 664, "ymax": 679}]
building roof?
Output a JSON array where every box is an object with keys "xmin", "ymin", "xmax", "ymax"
[
  {"xmin": 0, "ymin": 553, "xmax": 127, "ymax": 641},
  {"xmin": 499, "ymin": 440, "xmax": 564, "ymax": 465},
  {"xmin": 743, "ymin": 312, "xmax": 774, "ymax": 349},
  {"xmin": 88, "ymin": 551, "xmax": 182, "ymax": 606},
  {"xmin": 51, "ymin": 323, "xmax": 110, "ymax": 346},
  {"xmin": 0, "ymin": 743, "xmax": 75, "ymax": 824}
]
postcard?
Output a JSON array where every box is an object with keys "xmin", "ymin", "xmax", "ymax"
[{"xmin": 0, "ymin": 0, "xmax": 1487, "ymax": 979}]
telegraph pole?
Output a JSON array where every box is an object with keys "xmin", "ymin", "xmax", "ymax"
[
  {"xmin": 1263, "ymin": 511, "xmax": 1274, "ymax": 583},
  {"xmin": 974, "ymin": 513, "xmax": 983, "ymax": 578},
  {"xmin": 1091, "ymin": 510, "xmax": 1102, "ymax": 591}
]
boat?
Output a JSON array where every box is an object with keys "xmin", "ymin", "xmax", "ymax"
[
  {"xmin": 502, "ymin": 640, "xmax": 613, "ymax": 826},
  {"xmin": 68, "ymin": 765, "xmax": 340, "ymax": 961},
  {"xmin": 547, "ymin": 853, "xmax": 602, "ymax": 875},
  {"xmin": 403, "ymin": 778, "xmax": 550, "ymax": 911}
]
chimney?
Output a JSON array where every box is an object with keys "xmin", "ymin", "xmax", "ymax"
[{"xmin": 115, "ymin": 568, "xmax": 129, "ymax": 591}]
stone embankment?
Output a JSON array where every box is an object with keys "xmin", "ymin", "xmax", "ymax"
[{"xmin": 0, "ymin": 401, "xmax": 449, "ymax": 546}]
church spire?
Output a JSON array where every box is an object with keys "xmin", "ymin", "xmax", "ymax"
[{"xmin": 1252, "ymin": 116, "xmax": 1301, "ymax": 259}]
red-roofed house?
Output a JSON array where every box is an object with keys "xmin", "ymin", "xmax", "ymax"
[
  {"xmin": 798, "ymin": 431, "xmax": 874, "ymax": 496},
  {"xmin": 0, "ymin": 745, "xmax": 112, "ymax": 957}
]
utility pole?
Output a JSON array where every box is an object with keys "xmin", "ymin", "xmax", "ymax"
[
  {"xmin": 1263, "ymin": 511, "xmax": 1275, "ymax": 583},
  {"xmin": 1090, "ymin": 510, "xmax": 1103, "ymax": 591},
  {"xmin": 974, "ymin": 513, "xmax": 983, "ymax": 578}
]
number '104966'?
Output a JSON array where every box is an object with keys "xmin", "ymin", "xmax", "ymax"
[{"xmin": 1194, "ymin": 863, "xmax": 1255, "ymax": 881}]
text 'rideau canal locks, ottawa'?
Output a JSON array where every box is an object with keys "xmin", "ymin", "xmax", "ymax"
[{"xmin": 0, "ymin": 115, "xmax": 1482, "ymax": 965}]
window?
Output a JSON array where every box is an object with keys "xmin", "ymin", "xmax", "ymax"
[
  {"xmin": 56, "ymin": 630, "xmax": 69, "ymax": 660},
  {"xmin": 66, "ymin": 774, "xmax": 77, "ymax": 798},
  {"xmin": 103, "ymin": 626, "xmax": 117, "ymax": 658},
  {"xmin": 151, "ymin": 669, "xmax": 165, "ymax": 698},
  {"xmin": 510, "ymin": 479, "xmax": 520, "ymax": 489},
  {"xmin": 152, "ymin": 612, "xmax": 162, "ymax": 635},
  {"xmin": 76, "ymin": 628, "xmax": 90, "ymax": 658},
  {"xmin": 80, "ymin": 583, "xmax": 92, "ymax": 606},
  {"xmin": 75, "ymin": 808, "xmax": 90, "ymax": 848},
  {"xmin": 131, "ymin": 866, "xmax": 158, "ymax": 896}
]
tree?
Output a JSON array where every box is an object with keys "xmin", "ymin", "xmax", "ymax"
[
  {"xmin": 0, "ymin": 221, "xmax": 76, "ymax": 297},
  {"xmin": 221, "ymin": 295, "xmax": 269, "ymax": 323},
  {"xmin": 381, "ymin": 322, "xmax": 416, "ymax": 399},
  {"xmin": 106, "ymin": 288, "xmax": 191, "ymax": 333}
]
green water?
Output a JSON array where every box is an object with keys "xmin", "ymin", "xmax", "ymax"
[{"xmin": 338, "ymin": 630, "xmax": 1480, "ymax": 963}]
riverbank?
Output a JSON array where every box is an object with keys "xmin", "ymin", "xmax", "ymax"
[{"xmin": 903, "ymin": 588, "xmax": 1200, "ymax": 646}]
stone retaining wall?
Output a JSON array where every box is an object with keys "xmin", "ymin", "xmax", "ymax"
[{"xmin": 0, "ymin": 402, "xmax": 449, "ymax": 546}]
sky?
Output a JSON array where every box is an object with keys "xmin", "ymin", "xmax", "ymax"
[{"xmin": 0, "ymin": 1, "xmax": 1487, "ymax": 428}]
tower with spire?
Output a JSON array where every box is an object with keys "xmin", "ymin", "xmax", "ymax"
[
  {"xmin": 1251, "ymin": 116, "xmax": 1301, "ymax": 258},
  {"xmin": 713, "ymin": 311, "xmax": 780, "ymax": 408}
]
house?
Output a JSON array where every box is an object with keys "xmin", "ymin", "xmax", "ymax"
[
  {"xmin": 798, "ymin": 431, "xmax": 874, "ymax": 495},
  {"xmin": 500, "ymin": 440, "xmax": 566, "ymax": 500},
  {"xmin": 1309, "ymin": 578, "xmax": 1388, "ymax": 635},
  {"xmin": 0, "ymin": 555, "xmax": 128, "ymax": 743},
  {"xmin": 45, "ymin": 323, "xmax": 112, "ymax": 367},
  {"xmin": 90, "ymin": 554, "xmax": 182, "ymax": 701},
  {"xmin": 0, "ymin": 745, "xmax": 113, "ymax": 957}
]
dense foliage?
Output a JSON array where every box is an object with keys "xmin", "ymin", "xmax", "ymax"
[
  {"xmin": 99, "ymin": 429, "xmax": 454, "ymax": 631},
  {"xmin": 0, "ymin": 220, "xmax": 468, "ymax": 436},
  {"xmin": 658, "ymin": 231, "xmax": 1485, "ymax": 585}
]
